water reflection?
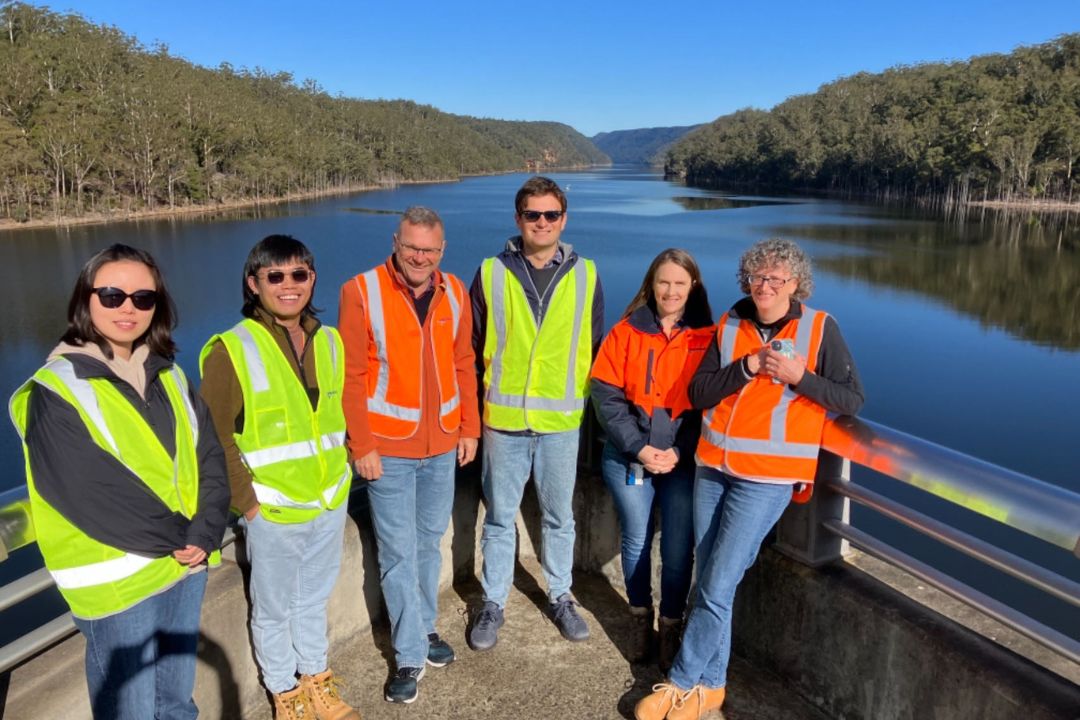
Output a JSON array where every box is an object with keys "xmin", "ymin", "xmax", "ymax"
[
  {"xmin": 770, "ymin": 209, "xmax": 1080, "ymax": 350},
  {"xmin": 671, "ymin": 196, "xmax": 793, "ymax": 211}
]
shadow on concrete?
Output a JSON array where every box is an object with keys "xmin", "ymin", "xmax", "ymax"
[
  {"xmin": 345, "ymin": 486, "xmax": 394, "ymax": 671},
  {"xmin": 196, "ymin": 633, "xmax": 241, "ymax": 718}
]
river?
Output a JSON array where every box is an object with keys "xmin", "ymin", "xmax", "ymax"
[{"xmin": 1, "ymin": 166, "xmax": 1077, "ymax": 641}]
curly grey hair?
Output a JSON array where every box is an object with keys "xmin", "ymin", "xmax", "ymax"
[{"xmin": 736, "ymin": 237, "xmax": 813, "ymax": 301}]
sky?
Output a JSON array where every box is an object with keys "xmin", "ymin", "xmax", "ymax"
[{"xmin": 23, "ymin": 1, "xmax": 1080, "ymax": 137}]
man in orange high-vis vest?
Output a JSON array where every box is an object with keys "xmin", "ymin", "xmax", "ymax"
[{"xmin": 339, "ymin": 206, "xmax": 480, "ymax": 704}]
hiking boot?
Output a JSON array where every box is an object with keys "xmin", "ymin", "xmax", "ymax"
[
  {"xmin": 668, "ymin": 684, "xmax": 726, "ymax": 720},
  {"xmin": 272, "ymin": 685, "xmax": 314, "ymax": 720},
  {"xmin": 427, "ymin": 632, "xmax": 456, "ymax": 667},
  {"xmin": 299, "ymin": 669, "xmax": 360, "ymax": 720},
  {"xmin": 634, "ymin": 682, "xmax": 688, "ymax": 720},
  {"xmin": 385, "ymin": 666, "xmax": 425, "ymax": 704},
  {"xmin": 658, "ymin": 614, "xmax": 683, "ymax": 673},
  {"xmin": 467, "ymin": 600, "xmax": 504, "ymax": 651},
  {"xmin": 627, "ymin": 605, "xmax": 655, "ymax": 663},
  {"xmin": 548, "ymin": 593, "xmax": 589, "ymax": 642}
]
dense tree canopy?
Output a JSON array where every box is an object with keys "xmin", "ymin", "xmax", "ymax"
[
  {"xmin": 665, "ymin": 34, "xmax": 1080, "ymax": 202},
  {"xmin": 0, "ymin": 4, "xmax": 608, "ymax": 222}
]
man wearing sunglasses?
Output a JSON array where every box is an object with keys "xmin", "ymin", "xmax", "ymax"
[
  {"xmin": 339, "ymin": 206, "xmax": 480, "ymax": 704},
  {"xmin": 199, "ymin": 235, "xmax": 360, "ymax": 720},
  {"xmin": 467, "ymin": 176, "xmax": 604, "ymax": 652}
]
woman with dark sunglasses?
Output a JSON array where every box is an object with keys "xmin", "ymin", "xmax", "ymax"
[{"xmin": 9, "ymin": 243, "xmax": 230, "ymax": 719}]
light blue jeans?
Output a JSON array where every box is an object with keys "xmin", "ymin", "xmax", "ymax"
[
  {"xmin": 74, "ymin": 570, "xmax": 207, "ymax": 720},
  {"xmin": 668, "ymin": 467, "xmax": 792, "ymax": 690},
  {"xmin": 480, "ymin": 427, "xmax": 580, "ymax": 607},
  {"xmin": 242, "ymin": 502, "xmax": 347, "ymax": 694},
  {"xmin": 365, "ymin": 449, "xmax": 456, "ymax": 669},
  {"xmin": 600, "ymin": 443, "xmax": 694, "ymax": 619}
]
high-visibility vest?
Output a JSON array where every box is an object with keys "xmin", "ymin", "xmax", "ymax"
[
  {"xmin": 480, "ymin": 256, "xmax": 597, "ymax": 433},
  {"xmin": 9, "ymin": 357, "xmax": 214, "ymax": 620},
  {"xmin": 352, "ymin": 263, "xmax": 465, "ymax": 438},
  {"xmin": 696, "ymin": 306, "xmax": 829, "ymax": 486},
  {"xmin": 199, "ymin": 319, "xmax": 349, "ymax": 524}
]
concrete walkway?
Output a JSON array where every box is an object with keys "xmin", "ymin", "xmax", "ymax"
[{"xmin": 265, "ymin": 559, "xmax": 831, "ymax": 720}]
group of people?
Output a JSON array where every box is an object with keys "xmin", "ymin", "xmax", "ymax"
[{"xmin": 9, "ymin": 175, "xmax": 863, "ymax": 720}]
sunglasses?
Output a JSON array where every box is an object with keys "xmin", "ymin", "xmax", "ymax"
[
  {"xmin": 519, "ymin": 210, "xmax": 565, "ymax": 222},
  {"xmin": 92, "ymin": 287, "xmax": 158, "ymax": 311},
  {"xmin": 259, "ymin": 269, "xmax": 312, "ymax": 284}
]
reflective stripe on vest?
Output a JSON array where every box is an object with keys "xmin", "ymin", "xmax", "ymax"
[
  {"xmin": 50, "ymin": 553, "xmax": 156, "ymax": 589},
  {"xmin": 483, "ymin": 258, "xmax": 593, "ymax": 427},
  {"xmin": 362, "ymin": 268, "xmax": 420, "ymax": 423},
  {"xmin": 251, "ymin": 465, "xmax": 351, "ymax": 510}
]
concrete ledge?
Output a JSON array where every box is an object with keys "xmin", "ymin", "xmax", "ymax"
[{"xmin": 733, "ymin": 547, "xmax": 1080, "ymax": 720}]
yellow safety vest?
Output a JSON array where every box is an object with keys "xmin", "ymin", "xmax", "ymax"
[
  {"xmin": 199, "ymin": 319, "xmax": 350, "ymax": 524},
  {"xmin": 480, "ymin": 256, "xmax": 596, "ymax": 432},
  {"xmin": 9, "ymin": 357, "xmax": 212, "ymax": 620}
]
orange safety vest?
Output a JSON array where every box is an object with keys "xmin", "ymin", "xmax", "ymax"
[
  {"xmin": 696, "ymin": 306, "xmax": 828, "ymax": 496},
  {"xmin": 352, "ymin": 261, "xmax": 465, "ymax": 439},
  {"xmin": 590, "ymin": 318, "xmax": 714, "ymax": 420}
]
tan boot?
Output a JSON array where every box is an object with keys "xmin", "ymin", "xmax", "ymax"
[
  {"xmin": 668, "ymin": 684, "xmax": 725, "ymax": 720},
  {"xmin": 627, "ymin": 605, "xmax": 655, "ymax": 663},
  {"xmin": 658, "ymin": 615, "xmax": 683, "ymax": 674},
  {"xmin": 633, "ymin": 682, "xmax": 688, "ymax": 720},
  {"xmin": 300, "ymin": 669, "xmax": 361, "ymax": 720},
  {"xmin": 272, "ymin": 685, "xmax": 313, "ymax": 720}
]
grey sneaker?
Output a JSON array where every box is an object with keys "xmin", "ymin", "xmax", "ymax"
[
  {"xmin": 385, "ymin": 665, "xmax": 425, "ymax": 704},
  {"xmin": 549, "ymin": 593, "xmax": 589, "ymax": 642},
  {"xmin": 426, "ymin": 632, "xmax": 456, "ymax": 667},
  {"xmin": 467, "ymin": 601, "xmax": 504, "ymax": 651}
]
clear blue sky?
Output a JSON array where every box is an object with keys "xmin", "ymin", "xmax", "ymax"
[{"xmin": 28, "ymin": 1, "xmax": 1080, "ymax": 136}]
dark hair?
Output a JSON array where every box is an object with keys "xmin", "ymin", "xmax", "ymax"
[
  {"xmin": 61, "ymin": 243, "xmax": 178, "ymax": 359},
  {"xmin": 622, "ymin": 248, "xmax": 713, "ymax": 329},
  {"xmin": 241, "ymin": 234, "xmax": 320, "ymax": 319},
  {"xmin": 514, "ymin": 176, "xmax": 567, "ymax": 214}
]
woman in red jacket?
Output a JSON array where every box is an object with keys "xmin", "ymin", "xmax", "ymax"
[{"xmin": 590, "ymin": 248, "xmax": 714, "ymax": 671}]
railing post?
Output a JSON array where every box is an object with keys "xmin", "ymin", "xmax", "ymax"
[{"xmin": 773, "ymin": 450, "xmax": 850, "ymax": 567}]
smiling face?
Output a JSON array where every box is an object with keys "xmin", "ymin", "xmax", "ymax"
[
  {"xmin": 393, "ymin": 220, "xmax": 444, "ymax": 292},
  {"xmin": 652, "ymin": 261, "xmax": 693, "ymax": 321},
  {"xmin": 749, "ymin": 262, "xmax": 799, "ymax": 323},
  {"xmin": 89, "ymin": 260, "xmax": 156, "ymax": 360},
  {"xmin": 246, "ymin": 257, "xmax": 314, "ymax": 327},
  {"xmin": 515, "ymin": 192, "xmax": 567, "ymax": 255}
]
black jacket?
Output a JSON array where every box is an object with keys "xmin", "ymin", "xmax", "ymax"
[
  {"xmin": 688, "ymin": 298, "xmax": 864, "ymax": 416},
  {"xmin": 25, "ymin": 352, "xmax": 230, "ymax": 556}
]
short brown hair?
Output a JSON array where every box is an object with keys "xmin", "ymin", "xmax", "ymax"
[{"xmin": 514, "ymin": 176, "xmax": 567, "ymax": 214}]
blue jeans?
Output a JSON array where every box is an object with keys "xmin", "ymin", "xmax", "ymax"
[
  {"xmin": 480, "ymin": 427, "xmax": 580, "ymax": 606},
  {"xmin": 601, "ymin": 443, "xmax": 694, "ymax": 619},
  {"xmin": 365, "ymin": 449, "xmax": 456, "ymax": 669},
  {"xmin": 242, "ymin": 502, "xmax": 347, "ymax": 693},
  {"xmin": 668, "ymin": 467, "xmax": 792, "ymax": 690},
  {"xmin": 74, "ymin": 570, "xmax": 207, "ymax": 720}
]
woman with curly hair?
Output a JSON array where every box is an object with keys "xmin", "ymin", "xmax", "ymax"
[{"xmin": 635, "ymin": 238, "xmax": 864, "ymax": 720}]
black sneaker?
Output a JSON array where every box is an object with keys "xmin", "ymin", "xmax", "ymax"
[
  {"xmin": 467, "ymin": 600, "xmax": 504, "ymax": 651},
  {"xmin": 427, "ymin": 632, "xmax": 456, "ymax": 667},
  {"xmin": 548, "ymin": 593, "xmax": 589, "ymax": 642},
  {"xmin": 385, "ymin": 666, "xmax": 425, "ymax": 704}
]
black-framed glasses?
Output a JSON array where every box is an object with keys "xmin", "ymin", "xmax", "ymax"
[
  {"xmin": 519, "ymin": 209, "xmax": 564, "ymax": 223},
  {"xmin": 92, "ymin": 287, "xmax": 158, "ymax": 311},
  {"xmin": 259, "ymin": 269, "xmax": 312, "ymax": 284},
  {"xmin": 745, "ymin": 274, "xmax": 794, "ymax": 289}
]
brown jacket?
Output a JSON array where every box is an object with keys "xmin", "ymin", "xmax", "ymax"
[{"xmin": 199, "ymin": 306, "xmax": 322, "ymax": 515}]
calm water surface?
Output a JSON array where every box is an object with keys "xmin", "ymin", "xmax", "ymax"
[{"xmin": 2, "ymin": 167, "xmax": 1077, "ymax": 639}]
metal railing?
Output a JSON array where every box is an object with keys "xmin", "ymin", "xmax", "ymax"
[{"xmin": 2, "ymin": 416, "xmax": 1079, "ymax": 674}]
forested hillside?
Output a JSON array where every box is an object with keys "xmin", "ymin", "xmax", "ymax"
[
  {"xmin": 0, "ymin": 4, "xmax": 607, "ymax": 223},
  {"xmin": 592, "ymin": 125, "xmax": 700, "ymax": 165},
  {"xmin": 666, "ymin": 34, "xmax": 1080, "ymax": 202}
]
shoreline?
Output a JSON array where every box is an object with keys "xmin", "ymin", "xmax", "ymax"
[{"xmin": 967, "ymin": 198, "xmax": 1080, "ymax": 213}]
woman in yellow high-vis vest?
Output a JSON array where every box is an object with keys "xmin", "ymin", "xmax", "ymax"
[{"xmin": 9, "ymin": 244, "xmax": 230, "ymax": 720}]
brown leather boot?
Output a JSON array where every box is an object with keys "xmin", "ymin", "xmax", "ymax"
[
  {"xmin": 627, "ymin": 605, "xmax": 655, "ymax": 663},
  {"xmin": 668, "ymin": 684, "xmax": 726, "ymax": 720},
  {"xmin": 634, "ymin": 682, "xmax": 688, "ymax": 720},
  {"xmin": 272, "ymin": 685, "xmax": 313, "ymax": 720},
  {"xmin": 658, "ymin": 614, "xmax": 683, "ymax": 674},
  {"xmin": 300, "ymin": 669, "xmax": 361, "ymax": 720}
]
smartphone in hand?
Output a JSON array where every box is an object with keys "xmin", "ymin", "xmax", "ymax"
[{"xmin": 770, "ymin": 338, "xmax": 794, "ymax": 384}]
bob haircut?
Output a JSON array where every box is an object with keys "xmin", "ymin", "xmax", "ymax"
[
  {"xmin": 623, "ymin": 248, "xmax": 713, "ymax": 329},
  {"xmin": 241, "ymin": 234, "xmax": 321, "ymax": 319},
  {"xmin": 61, "ymin": 243, "xmax": 178, "ymax": 360},
  {"xmin": 514, "ymin": 176, "xmax": 567, "ymax": 214},
  {"xmin": 737, "ymin": 237, "xmax": 814, "ymax": 301}
]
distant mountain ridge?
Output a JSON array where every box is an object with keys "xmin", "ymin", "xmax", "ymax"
[{"xmin": 591, "ymin": 125, "xmax": 702, "ymax": 165}]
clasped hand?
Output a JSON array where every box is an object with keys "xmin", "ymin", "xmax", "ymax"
[
  {"xmin": 637, "ymin": 445, "xmax": 678, "ymax": 474},
  {"xmin": 751, "ymin": 346, "xmax": 807, "ymax": 386}
]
